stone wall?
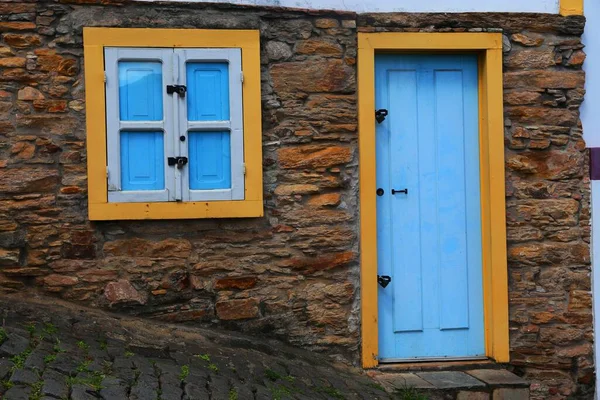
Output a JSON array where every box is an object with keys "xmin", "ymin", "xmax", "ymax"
[
  {"xmin": 0, "ymin": 1, "xmax": 592, "ymax": 398},
  {"xmin": 0, "ymin": 0, "xmax": 362, "ymax": 364}
]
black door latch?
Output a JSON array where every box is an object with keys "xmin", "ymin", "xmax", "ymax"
[
  {"xmin": 167, "ymin": 85, "xmax": 187, "ymax": 97},
  {"xmin": 168, "ymin": 156, "xmax": 188, "ymax": 169},
  {"xmin": 375, "ymin": 109, "xmax": 388, "ymax": 124},
  {"xmin": 378, "ymin": 275, "xmax": 392, "ymax": 288},
  {"xmin": 392, "ymin": 188, "xmax": 408, "ymax": 195}
]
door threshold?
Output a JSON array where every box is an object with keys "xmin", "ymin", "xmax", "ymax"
[
  {"xmin": 377, "ymin": 358, "xmax": 500, "ymax": 372},
  {"xmin": 379, "ymin": 356, "xmax": 487, "ymax": 363}
]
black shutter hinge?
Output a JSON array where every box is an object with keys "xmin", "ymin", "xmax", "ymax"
[
  {"xmin": 168, "ymin": 156, "xmax": 188, "ymax": 169},
  {"xmin": 166, "ymin": 85, "xmax": 187, "ymax": 97}
]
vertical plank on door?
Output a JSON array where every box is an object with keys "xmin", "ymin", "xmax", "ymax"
[
  {"xmin": 375, "ymin": 59, "xmax": 393, "ymax": 356},
  {"xmin": 388, "ymin": 69, "xmax": 423, "ymax": 334},
  {"xmin": 415, "ymin": 65, "xmax": 440, "ymax": 332},
  {"xmin": 434, "ymin": 70, "xmax": 470, "ymax": 330}
]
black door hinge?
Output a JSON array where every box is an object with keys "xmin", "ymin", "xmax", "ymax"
[
  {"xmin": 168, "ymin": 156, "xmax": 188, "ymax": 169},
  {"xmin": 166, "ymin": 85, "xmax": 187, "ymax": 97},
  {"xmin": 378, "ymin": 275, "xmax": 392, "ymax": 288},
  {"xmin": 375, "ymin": 109, "xmax": 388, "ymax": 124}
]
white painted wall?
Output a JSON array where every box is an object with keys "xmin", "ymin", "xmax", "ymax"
[
  {"xmin": 592, "ymin": 181, "xmax": 600, "ymax": 400},
  {"xmin": 139, "ymin": 0, "xmax": 559, "ymax": 13}
]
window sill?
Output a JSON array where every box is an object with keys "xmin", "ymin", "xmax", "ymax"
[{"xmin": 88, "ymin": 200, "xmax": 263, "ymax": 220}]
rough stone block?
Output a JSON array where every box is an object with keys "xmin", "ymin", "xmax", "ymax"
[
  {"xmin": 265, "ymin": 41, "xmax": 292, "ymax": 61},
  {"xmin": 416, "ymin": 371, "xmax": 486, "ymax": 389},
  {"xmin": 457, "ymin": 392, "xmax": 490, "ymax": 400},
  {"xmin": 0, "ymin": 334, "xmax": 29, "ymax": 357},
  {"xmin": 315, "ymin": 18, "xmax": 340, "ymax": 28},
  {"xmin": 503, "ymin": 70, "xmax": 584, "ymax": 89},
  {"xmin": 0, "ymin": 249, "xmax": 21, "ymax": 266},
  {"xmin": 375, "ymin": 372, "xmax": 435, "ymax": 390},
  {"xmin": 104, "ymin": 280, "xmax": 147, "ymax": 306},
  {"xmin": 71, "ymin": 384, "xmax": 97, "ymax": 400},
  {"xmin": 278, "ymin": 145, "xmax": 352, "ymax": 169},
  {"xmin": 216, "ymin": 298, "xmax": 259, "ymax": 320},
  {"xmin": 493, "ymin": 388, "xmax": 529, "ymax": 400},
  {"xmin": 0, "ymin": 359, "xmax": 12, "ymax": 380},
  {"xmin": 271, "ymin": 59, "xmax": 355, "ymax": 94},
  {"xmin": 467, "ymin": 369, "xmax": 529, "ymax": 388},
  {"xmin": 511, "ymin": 32, "xmax": 544, "ymax": 47},
  {"xmin": 0, "ymin": 168, "xmax": 59, "ymax": 194},
  {"xmin": 296, "ymin": 38, "xmax": 343, "ymax": 57},
  {"xmin": 214, "ymin": 276, "xmax": 258, "ymax": 290},
  {"xmin": 2, "ymin": 33, "xmax": 41, "ymax": 48},
  {"xmin": 9, "ymin": 369, "xmax": 38, "ymax": 385},
  {"xmin": 159, "ymin": 383, "xmax": 183, "ymax": 400},
  {"xmin": 2, "ymin": 385, "xmax": 32, "ymax": 400},
  {"xmin": 42, "ymin": 375, "xmax": 68, "ymax": 399}
]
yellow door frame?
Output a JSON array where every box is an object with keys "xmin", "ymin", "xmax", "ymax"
[{"xmin": 358, "ymin": 32, "xmax": 509, "ymax": 368}]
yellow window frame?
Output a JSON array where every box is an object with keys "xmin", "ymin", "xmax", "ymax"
[
  {"xmin": 83, "ymin": 28, "xmax": 263, "ymax": 220},
  {"xmin": 358, "ymin": 32, "xmax": 509, "ymax": 367}
]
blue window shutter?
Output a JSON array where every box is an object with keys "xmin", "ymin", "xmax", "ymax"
[
  {"xmin": 104, "ymin": 48, "xmax": 175, "ymax": 203},
  {"xmin": 176, "ymin": 49, "xmax": 244, "ymax": 201},
  {"xmin": 118, "ymin": 62, "xmax": 164, "ymax": 191}
]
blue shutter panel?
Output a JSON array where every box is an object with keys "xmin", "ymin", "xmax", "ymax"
[
  {"xmin": 120, "ymin": 132, "xmax": 165, "ymax": 191},
  {"xmin": 118, "ymin": 61, "xmax": 163, "ymax": 121},
  {"xmin": 186, "ymin": 61, "xmax": 232, "ymax": 190},
  {"xmin": 187, "ymin": 62, "xmax": 230, "ymax": 121},
  {"xmin": 189, "ymin": 132, "xmax": 231, "ymax": 190}
]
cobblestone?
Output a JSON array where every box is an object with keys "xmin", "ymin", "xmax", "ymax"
[
  {"xmin": 0, "ymin": 295, "xmax": 389, "ymax": 399},
  {"xmin": 2, "ymin": 385, "xmax": 31, "ymax": 400}
]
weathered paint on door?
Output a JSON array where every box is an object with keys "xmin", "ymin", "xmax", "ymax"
[{"xmin": 375, "ymin": 54, "xmax": 484, "ymax": 361}]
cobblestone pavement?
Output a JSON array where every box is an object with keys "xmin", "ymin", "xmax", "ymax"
[{"xmin": 0, "ymin": 295, "xmax": 389, "ymax": 400}]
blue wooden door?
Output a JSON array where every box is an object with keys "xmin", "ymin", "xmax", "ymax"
[{"xmin": 375, "ymin": 54, "xmax": 484, "ymax": 361}]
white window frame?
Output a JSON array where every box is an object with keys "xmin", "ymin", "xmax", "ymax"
[
  {"xmin": 177, "ymin": 49, "xmax": 244, "ymax": 201},
  {"xmin": 105, "ymin": 48, "xmax": 175, "ymax": 203},
  {"xmin": 104, "ymin": 47, "xmax": 244, "ymax": 203}
]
